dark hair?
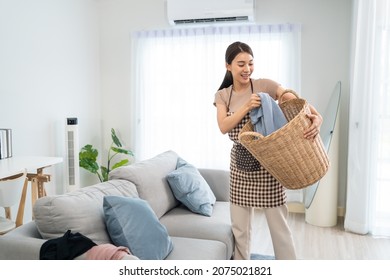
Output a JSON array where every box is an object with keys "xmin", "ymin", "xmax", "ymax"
[{"xmin": 218, "ymin": 41, "xmax": 254, "ymax": 90}]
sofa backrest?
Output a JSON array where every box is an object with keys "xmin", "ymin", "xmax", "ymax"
[
  {"xmin": 198, "ymin": 168, "xmax": 230, "ymax": 202},
  {"xmin": 109, "ymin": 150, "xmax": 180, "ymax": 219},
  {"xmin": 33, "ymin": 179, "xmax": 138, "ymax": 244}
]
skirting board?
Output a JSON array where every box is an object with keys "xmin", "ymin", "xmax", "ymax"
[{"xmin": 287, "ymin": 202, "xmax": 345, "ymax": 217}]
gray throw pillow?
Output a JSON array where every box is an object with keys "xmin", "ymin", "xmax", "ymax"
[
  {"xmin": 103, "ymin": 196, "xmax": 173, "ymax": 260},
  {"xmin": 108, "ymin": 150, "xmax": 179, "ymax": 219},
  {"xmin": 33, "ymin": 180, "xmax": 138, "ymax": 244},
  {"xmin": 166, "ymin": 157, "xmax": 216, "ymax": 216}
]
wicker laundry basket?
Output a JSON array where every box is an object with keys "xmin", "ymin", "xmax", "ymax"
[{"xmin": 238, "ymin": 90, "xmax": 330, "ymax": 190}]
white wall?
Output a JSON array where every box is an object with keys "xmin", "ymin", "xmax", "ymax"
[
  {"xmin": 0, "ymin": 0, "xmax": 101, "ymax": 222},
  {"xmin": 98, "ymin": 0, "xmax": 352, "ymax": 209},
  {"xmin": 98, "ymin": 0, "xmax": 167, "ymax": 153}
]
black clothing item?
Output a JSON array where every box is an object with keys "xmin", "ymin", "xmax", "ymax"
[{"xmin": 39, "ymin": 230, "xmax": 97, "ymax": 260}]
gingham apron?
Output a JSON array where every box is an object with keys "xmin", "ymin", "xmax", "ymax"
[{"xmin": 227, "ymin": 82, "xmax": 286, "ymax": 208}]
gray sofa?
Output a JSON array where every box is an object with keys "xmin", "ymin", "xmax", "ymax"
[{"xmin": 0, "ymin": 150, "xmax": 233, "ymax": 260}]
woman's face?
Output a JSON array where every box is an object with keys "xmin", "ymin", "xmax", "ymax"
[{"xmin": 227, "ymin": 52, "xmax": 254, "ymax": 86}]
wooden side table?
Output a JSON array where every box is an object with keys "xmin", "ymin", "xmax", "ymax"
[{"xmin": 0, "ymin": 156, "xmax": 63, "ymax": 226}]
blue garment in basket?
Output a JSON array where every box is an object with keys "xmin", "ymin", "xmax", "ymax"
[{"xmin": 250, "ymin": 93, "xmax": 287, "ymax": 136}]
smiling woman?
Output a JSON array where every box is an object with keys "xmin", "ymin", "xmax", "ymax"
[{"xmin": 131, "ymin": 24, "xmax": 301, "ymax": 170}]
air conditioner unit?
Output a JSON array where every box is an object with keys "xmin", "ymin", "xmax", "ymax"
[{"xmin": 167, "ymin": 0, "xmax": 255, "ymax": 25}]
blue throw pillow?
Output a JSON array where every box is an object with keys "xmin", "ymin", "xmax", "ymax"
[
  {"xmin": 103, "ymin": 196, "xmax": 173, "ymax": 260},
  {"xmin": 166, "ymin": 157, "xmax": 216, "ymax": 216}
]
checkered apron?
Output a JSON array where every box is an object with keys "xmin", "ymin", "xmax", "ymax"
[{"xmin": 228, "ymin": 113, "xmax": 286, "ymax": 208}]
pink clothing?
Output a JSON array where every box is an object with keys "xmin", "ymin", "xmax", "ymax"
[{"xmin": 86, "ymin": 244, "xmax": 131, "ymax": 260}]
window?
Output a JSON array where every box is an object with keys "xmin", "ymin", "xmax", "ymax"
[
  {"xmin": 373, "ymin": 1, "xmax": 390, "ymax": 236},
  {"xmin": 345, "ymin": 0, "xmax": 390, "ymax": 237},
  {"xmin": 131, "ymin": 24, "xmax": 301, "ymax": 170}
]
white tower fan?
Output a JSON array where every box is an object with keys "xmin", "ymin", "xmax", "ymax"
[{"xmin": 66, "ymin": 118, "xmax": 80, "ymax": 192}]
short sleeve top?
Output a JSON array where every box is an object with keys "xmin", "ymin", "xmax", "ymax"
[{"xmin": 214, "ymin": 78, "xmax": 280, "ymax": 113}]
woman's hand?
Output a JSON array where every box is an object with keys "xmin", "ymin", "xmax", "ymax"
[
  {"xmin": 304, "ymin": 113, "xmax": 322, "ymax": 140},
  {"xmin": 247, "ymin": 93, "xmax": 261, "ymax": 111},
  {"xmin": 216, "ymin": 93, "xmax": 262, "ymax": 134}
]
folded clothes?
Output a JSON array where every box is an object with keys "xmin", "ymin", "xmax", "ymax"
[
  {"xmin": 250, "ymin": 92, "xmax": 287, "ymax": 136},
  {"xmin": 40, "ymin": 229, "xmax": 97, "ymax": 260},
  {"xmin": 86, "ymin": 243, "xmax": 132, "ymax": 260}
]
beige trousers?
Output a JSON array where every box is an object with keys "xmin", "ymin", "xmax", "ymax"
[{"xmin": 230, "ymin": 203, "xmax": 297, "ymax": 260}]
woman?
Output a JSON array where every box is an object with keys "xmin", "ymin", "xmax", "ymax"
[{"xmin": 214, "ymin": 41, "xmax": 322, "ymax": 260}]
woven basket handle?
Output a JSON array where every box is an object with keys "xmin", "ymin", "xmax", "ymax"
[
  {"xmin": 238, "ymin": 131, "xmax": 265, "ymax": 144},
  {"xmin": 279, "ymin": 89, "xmax": 299, "ymax": 104}
]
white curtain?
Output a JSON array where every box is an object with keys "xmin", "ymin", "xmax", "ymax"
[
  {"xmin": 345, "ymin": 0, "xmax": 390, "ymax": 236},
  {"xmin": 131, "ymin": 24, "xmax": 301, "ymax": 171}
]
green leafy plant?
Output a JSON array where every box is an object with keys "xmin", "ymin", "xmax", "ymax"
[{"xmin": 79, "ymin": 128, "xmax": 134, "ymax": 182}]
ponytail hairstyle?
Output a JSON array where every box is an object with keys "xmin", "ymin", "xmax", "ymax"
[{"xmin": 218, "ymin": 41, "xmax": 254, "ymax": 90}]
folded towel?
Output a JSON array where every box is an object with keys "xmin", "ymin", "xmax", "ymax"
[
  {"xmin": 250, "ymin": 92, "xmax": 287, "ymax": 136},
  {"xmin": 86, "ymin": 244, "xmax": 132, "ymax": 260}
]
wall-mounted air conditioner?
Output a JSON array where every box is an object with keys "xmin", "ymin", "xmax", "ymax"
[{"xmin": 167, "ymin": 0, "xmax": 255, "ymax": 25}]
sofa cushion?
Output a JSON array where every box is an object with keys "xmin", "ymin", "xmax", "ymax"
[
  {"xmin": 160, "ymin": 201, "xmax": 233, "ymax": 259},
  {"xmin": 0, "ymin": 222, "xmax": 46, "ymax": 260},
  {"xmin": 103, "ymin": 196, "xmax": 173, "ymax": 260},
  {"xmin": 33, "ymin": 180, "xmax": 138, "ymax": 244},
  {"xmin": 166, "ymin": 157, "xmax": 216, "ymax": 216},
  {"xmin": 198, "ymin": 169, "xmax": 230, "ymax": 202},
  {"xmin": 108, "ymin": 150, "xmax": 180, "ymax": 218},
  {"xmin": 165, "ymin": 237, "xmax": 228, "ymax": 260}
]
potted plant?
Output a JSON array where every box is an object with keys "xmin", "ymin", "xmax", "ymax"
[{"xmin": 79, "ymin": 128, "xmax": 134, "ymax": 182}]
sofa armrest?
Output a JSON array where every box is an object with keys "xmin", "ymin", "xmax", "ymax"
[
  {"xmin": 0, "ymin": 221, "xmax": 45, "ymax": 260},
  {"xmin": 198, "ymin": 169, "xmax": 230, "ymax": 202}
]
